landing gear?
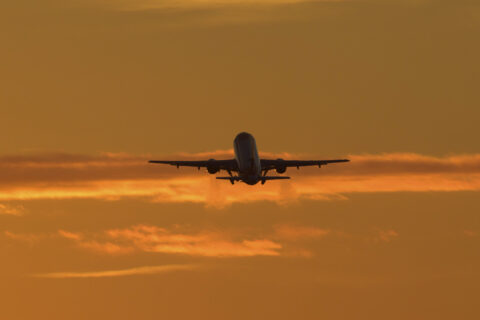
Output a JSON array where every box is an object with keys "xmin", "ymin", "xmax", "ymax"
[
  {"xmin": 227, "ymin": 170, "xmax": 235, "ymax": 184},
  {"xmin": 261, "ymin": 170, "xmax": 269, "ymax": 185}
]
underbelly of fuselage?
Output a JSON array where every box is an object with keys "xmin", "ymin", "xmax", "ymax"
[
  {"xmin": 239, "ymin": 172, "xmax": 260, "ymax": 185},
  {"xmin": 233, "ymin": 132, "xmax": 261, "ymax": 185}
]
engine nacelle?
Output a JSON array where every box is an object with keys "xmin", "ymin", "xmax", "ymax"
[
  {"xmin": 207, "ymin": 159, "xmax": 219, "ymax": 174},
  {"xmin": 275, "ymin": 158, "xmax": 287, "ymax": 174}
]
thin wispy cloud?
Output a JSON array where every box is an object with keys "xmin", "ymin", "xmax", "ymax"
[
  {"xmin": 374, "ymin": 229, "xmax": 399, "ymax": 243},
  {"xmin": 4, "ymin": 231, "xmax": 44, "ymax": 243},
  {"xmin": 0, "ymin": 204, "xmax": 25, "ymax": 216},
  {"xmin": 58, "ymin": 225, "xmax": 283, "ymax": 257},
  {"xmin": 87, "ymin": 0, "xmax": 346, "ymax": 26},
  {"xmin": 114, "ymin": 0, "xmax": 339, "ymax": 11},
  {"xmin": 464, "ymin": 230, "xmax": 478, "ymax": 237},
  {"xmin": 0, "ymin": 151, "xmax": 480, "ymax": 206},
  {"xmin": 7, "ymin": 224, "xmax": 396, "ymax": 259},
  {"xmin": 273, "ymin": 224, "xmax": 330, "ymax": 240},
  {"xmin": 34, "ymin": 264, "xmax": 198, "ymax": 279}
]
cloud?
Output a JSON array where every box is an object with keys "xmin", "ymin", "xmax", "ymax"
[
  {"xmin": 0, "ymin": 151, "xmax": 480, "ymax": 206},
  {"xmin": 4, "ymin": 231, "xmax": 44, "ymax": 243},
  {"xmin": 10, "ymin": 223, "xmax": 398, "ymax": 260},
  {"xmin": 55, "ymin": 224, "xmax": 401, "ymax": 258},
  {"xmin": 59, "ymin": 225, "xmax": 282, "ymax": 257},
  {"xmin": 0, "ymin": 204, "xmax": 25, "ymax": 216},
  {"xmin": 375, "ymin": 229, "xmax": 399, "ymax": 243},
  {"xmin": 76, "ymin": 0, "xmax": 346, "ymax": 26},
  {"xmin": 464, "ymin": 230, "xmax": 478, "ymax": 237},
  {"xmin": 112, "ymin": 0, "xmax": 338, "ymax": 11},
  {"xmin": 57, "ymin": 230, "xmax": 82, "ymax": 241},
  {"xmin": 273, "ymin": 225, "xmax": 330, "ymax": 240},
  {"xmin": 34, "ymin": 264, "xmax": 198, "ymax": 279},
  {"xmin": 8, "ymin": 224, "xmax": 307, "ymax": 258}
]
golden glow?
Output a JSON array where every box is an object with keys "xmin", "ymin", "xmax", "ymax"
[
  {"xmin": 1, "ymin": 0, "xmax": 479, "ymax": 318},
  {"xmin": 0, "ymin": 152, "xmax": 479, "ymax": 206}
]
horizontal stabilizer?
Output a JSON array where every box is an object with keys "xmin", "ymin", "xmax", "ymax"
[
  {"xmin": 259, "ymin": 176, "xmax": 290, "ymax": 185},
  {"xmin": 216, "ymin": 176, "xmax": 290, "ymax": 185},
  {"xmin": 216, "ymin": 177, "xmax": 242, "ymax": 181},
  {"xmin": 260, "ymin": 176, "xmax": 290, "ymax": 180},
  {"xmin": 216, "ymin": 176, "xmax": 290, "ymax": 181}
]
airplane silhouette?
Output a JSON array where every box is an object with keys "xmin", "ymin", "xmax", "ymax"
[{"xmin": 149, "ymin": 132, "xmax": 349, "ymax": 185}]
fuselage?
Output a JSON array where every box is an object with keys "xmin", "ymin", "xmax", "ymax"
[{"xmin": 233, "ymin": 132, "xmax": 261, "ymax": 185}]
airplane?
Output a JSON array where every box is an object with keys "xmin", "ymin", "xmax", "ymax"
[{"xmin": 149, "ymin": 132, "xmax": 349, "ymax": 185}]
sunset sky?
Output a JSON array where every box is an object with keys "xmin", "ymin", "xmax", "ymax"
[{"xmin": 1, "ymin": 1, "xmax": 479, "ymax": 319}]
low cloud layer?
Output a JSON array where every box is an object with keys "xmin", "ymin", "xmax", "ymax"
[
  {"xmin": 34, "ymin": 264, "xmax": 198, "ymax": 278},
  {"xmin": 0, "ymin": 151, "xmax": 479, "ymax": 206},
  {"xmin": 6, "ymin": 224, "xmax": 397, "ymax": 262},
  {"xmin": 58, "ymin": 225, "xmax": 283, "ymax": 257}
]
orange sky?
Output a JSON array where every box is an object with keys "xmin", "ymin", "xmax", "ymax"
[{"xmin": 1, "ymin": 1, "xmax": 479, "ymax": 320}]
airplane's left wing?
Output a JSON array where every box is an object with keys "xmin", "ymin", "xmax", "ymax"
[
  {"xmin": 261, "ymin": 159, "xmax": 349, "ymax": 171},
  {"xmin": 149, "ymin": 159, "xmax": 238, "ymax": 172}
]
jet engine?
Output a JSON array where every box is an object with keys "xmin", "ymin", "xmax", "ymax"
[
  {"xmin": 207, "ymin": 159, "xmax": 219, "ymax": 174},
  {"xmin": 275, "ymin": 158, "xmax": 287, "ymax": 174}
]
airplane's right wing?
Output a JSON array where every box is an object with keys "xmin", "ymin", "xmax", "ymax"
[
  {"xmin": 149, "ymin": 159, "xmax": 238, "ymax": 172},
  {"xmin": 261, "ymin": 159, "xmax": 349, "ymax": 171}
]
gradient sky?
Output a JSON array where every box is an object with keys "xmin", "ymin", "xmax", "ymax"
[{"xmin": 1, "ymin": 1, "xmax": 479, "ymax": 319}]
